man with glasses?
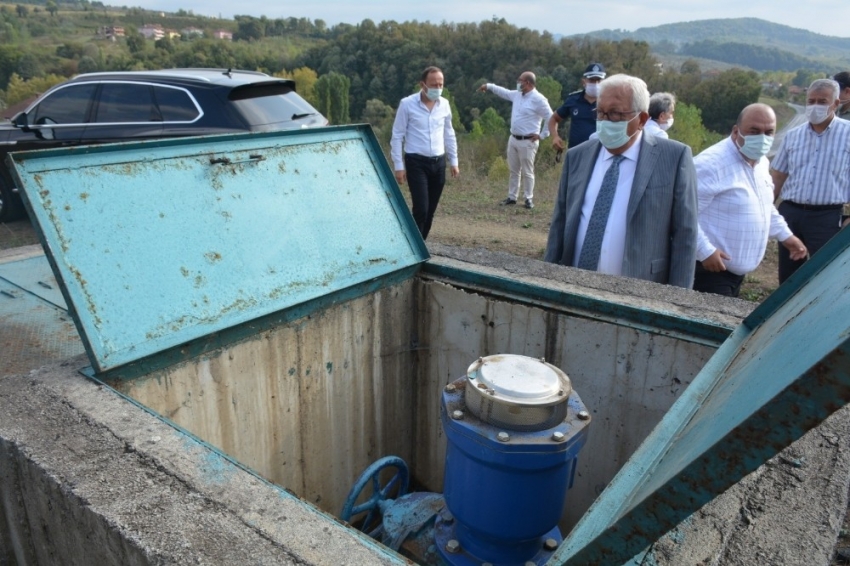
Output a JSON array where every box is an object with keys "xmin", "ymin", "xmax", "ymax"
[
  {"xmin": 479, "ymin": 72, "xmax": 553, "ymax": 209},
  {"xmin": 544, "ymin": 74, "xmax": 698, "ymax": 288}
]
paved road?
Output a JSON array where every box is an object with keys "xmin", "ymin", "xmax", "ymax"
[{"xmin": 769, "ymin": 102, "xmax": 805, "ymax": 158}]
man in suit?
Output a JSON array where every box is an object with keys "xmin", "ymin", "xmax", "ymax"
[{"xmin": 544, "ymin": 74, "xmax": 698, "ymax": 288}]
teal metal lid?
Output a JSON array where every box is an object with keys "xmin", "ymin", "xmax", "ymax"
[{"xmin": 9, "ymin": 126, "xmax": 427, "ymax": 375}]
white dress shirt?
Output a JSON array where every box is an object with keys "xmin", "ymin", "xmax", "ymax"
[
  {"xmin": 643, "ymin": 119, "xmax": 668, "ymax": 139},
  {"xmin": 771, "ymin": 116, "xmax": 850, "ymax": 205},
  {"xmin": 574, "ymin": 133, "xmax": 643, "ymax": 276},
  {"xmin": 695, "ymin": 137, "xmax": 793, "ymax": 275},
  {"xmin": 390, "ymin": 91, "xmax": 459, "ymax": 171},
  {"xmin": 485, "ymin": 84, "xmax": 552, "ymax": 138}
]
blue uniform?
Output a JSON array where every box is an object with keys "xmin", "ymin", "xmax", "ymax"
[{"xmin": 555, "ymin": 90, "xmax": 597, "ymax": 148}]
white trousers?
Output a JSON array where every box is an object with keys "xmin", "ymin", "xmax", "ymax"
[{"xmin": 506, "ymin": 136, "xmax": 539, "ymax": 200}]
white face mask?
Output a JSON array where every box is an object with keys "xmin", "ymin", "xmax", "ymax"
[
  {"xmin": 659, "ymin": 117, "xmax": 674, "ymax": 131},
  {"xmin": 585, "ymin": 83, "xmax": 600, "ymax": 98},
  {"xmin": 516, "ymin": 82, "xmax": 524, "ymax": 92},
  {"xmin": 806, "ymin": 103, "xmax": 832, "ymax": 125}
]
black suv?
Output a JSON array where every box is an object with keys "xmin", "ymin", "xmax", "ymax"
[{"xmin": 0, "ymin": 68, "xmax": 327, "ymax": 222}]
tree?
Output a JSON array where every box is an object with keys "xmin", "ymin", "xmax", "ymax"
[
  {"xmin": 3, "ymin": 73, "xmax": 65, "ymax": 106},
  {"xmin": 77, "ymin": 55, "xmax": 98, "ymax": 74},
  {"xmin": 234, "ymin": 16, "xmax": 264, "ymax": 42},
  {"xmin": 688, "ymin": 69, "xmax": 762, "ymax": 133},
  {"xmin": 667, "ymin": 103, "xmax": 722, "ymax": 155},
  {"xmin": 536, "ymin": 76, "xmax": 562, "ymax": 112},
  {"xmin": 328, "ymin": 72, "xmax": 350, "ymax": 124},
  {"xmin": 314, "ymin": 71, "xmax": 350, "ymax": 125},
  {"xmin": 277, "ymin": 67, "xmax": 319, "ymax": 107},
  {"xmin": 360, "ymin": 98, "xmax": 394, "ymax": 144},
  {"xmin": 46, "ymin": 1, "xmax": 58, "ymax": 16},
  {"xmin": 125, "ymin": 30, "xmax": 146, "ymax": 55},
  {"xmin": 476, "ymin": 107, "xmax": 507, "ymax": 136}
]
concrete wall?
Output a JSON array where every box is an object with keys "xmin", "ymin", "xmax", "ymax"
[
  {"xmin": 111, "ymin": 280, "xmax": 418, "ymax": 516},
  {"xmin": 2, "ymin": 246, "xmax": 849, "ymax": 565},
  {"xmin": 0, "ymin": 362, "xmax": 403, "ymax": 566},
  {"xmin": 109, "ymin": 246, "xmax": 738, "ymax": 531}
]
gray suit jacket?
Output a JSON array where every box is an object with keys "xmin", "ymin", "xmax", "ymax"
[{"xmin": 544, "ymin": 134, "xmax": 698, "ymax": 288}]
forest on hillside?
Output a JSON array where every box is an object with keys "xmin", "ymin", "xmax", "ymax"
[{"xmin": 0, "ymin": 4, "xmax": 834, "ymax": 151}]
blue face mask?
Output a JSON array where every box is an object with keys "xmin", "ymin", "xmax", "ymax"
[
  {"xmin": 425, "ymin": 87, "xmax": 442, "ymax": 101},
  {"xmin": 736, "ymin": 133, "xmax": 774, "ymax": 161},
  {"xmin": 596, "ymin": 114, "xmax": 639, "ymax": 149}
]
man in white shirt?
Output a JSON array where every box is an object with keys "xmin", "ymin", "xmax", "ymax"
[
  {"xmin": 644, "ymin": 92, "xmax": 676, "ymax": 139},
  {"xmin": 478, "ymin": 72, "xmax": 552, "ymax": 209},
  {"xmin": 771, "ymin": 79, "xmax": 850, "ymax": 283},
  {"xmin": 694, "ymin": 103, "xmax": 807, "ymax": 297},
  {"xmin": 391, "ymin": 66, "xmax": 460, "ymax": 239}
]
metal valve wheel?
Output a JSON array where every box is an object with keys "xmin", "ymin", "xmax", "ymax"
[{"xmin": 340, "ymin": 455, "xmax": 410, "ymax": 538}]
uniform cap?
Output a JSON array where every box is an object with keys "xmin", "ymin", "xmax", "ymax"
[{"xmin": 583, "ymin": 63, "xmax": 606, "ymax": 79}]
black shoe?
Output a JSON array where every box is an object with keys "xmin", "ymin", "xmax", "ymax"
[
  {"xmin": 500, "ymin": 198, "xmax": 517, "ymax": 206},
  {"xmin": 525, "ymin": 199, "xmax": 534, "ymax": 209}
]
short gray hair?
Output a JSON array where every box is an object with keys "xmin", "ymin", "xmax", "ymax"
[
  {"xmin": 808, "ymin": 78, "xmax": 839, "ymax": 99},
  {"xmin": 598, "ymin": 74, "xmax": 650, "ymax": 113},
  {"xmin": 648, "ymin": 92, "xmax": 676, "ymax": 119}
]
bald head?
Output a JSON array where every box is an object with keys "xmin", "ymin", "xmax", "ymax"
[
  {"xmin": 520, "ymin": 72, "xmax": 536, "ymax": 86},
  {"xmin": 735, "ymin": 103, "xmax": 776, "ymax": 135},
  {"xmin": 732, "ymin": 103, "xmax": 776, "ymax": 162}
]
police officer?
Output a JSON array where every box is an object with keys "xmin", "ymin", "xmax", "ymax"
[{"xmin": 548, "ymin": 62, "xmax": 606, "ymax": 151}]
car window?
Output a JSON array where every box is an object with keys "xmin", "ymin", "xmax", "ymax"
[
  {"xmin": 153, "ymin": 86, "xmax": 201, "ymax": 122},
  {"xmin": 95, "ymin": 83, "xmax": 159, "ymax": 123},
  {"xmin": 32, "ymin": 84, "xmax": 97, "ymax": 125},
  {"xmin": 231, "ymin": 91, "xmax": 323, "ymax": 127}
]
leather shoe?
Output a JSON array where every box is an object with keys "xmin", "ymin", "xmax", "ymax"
[
  {"xmin": 500, "ymin": 198, "xmax": 517, "ymax": 206},
  {"xmin": 524, "ymin": 199, "xmax": 534, "ymax": 209}
]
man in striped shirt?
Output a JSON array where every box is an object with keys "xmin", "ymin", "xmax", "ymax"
[{"xmin": 770, "ymin": 78, "xmax": 850, "ymax": 283}]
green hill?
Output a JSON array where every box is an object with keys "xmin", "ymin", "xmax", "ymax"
[{"xmin": 564, "ymin": 18, "xmax": 850, "ymax": 72}]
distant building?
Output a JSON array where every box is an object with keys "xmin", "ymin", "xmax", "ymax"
[
  {"xmin": 139, "ymin": 24, "xmax": 165, "ymax": 40},
  {"xmin": 166, "ymin": 30, "xmax": 181, "ymax": 40},
  {"xmin": 212, "ymin": 29, "xmax": 233, "ymax": 41},
  {"xmin": 181, "ymin": 26, "xmax": 204, "ymax": 39},
  {"xmin": 97, "ymin": 26, "xmax": 125, "ymax": 41}
]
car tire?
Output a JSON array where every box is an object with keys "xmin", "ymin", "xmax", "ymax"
[{"xmin": 0, "ymin": 169, "xmax": 25, "ymax": 223}]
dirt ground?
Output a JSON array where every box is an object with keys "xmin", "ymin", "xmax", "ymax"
[
  {"xmin": 427, "ymin": 199, "xmax": 781, "ymax": 303},
  {"xmin": 0, "ymin": 205, "xmax": 783, "ymax": 301}
]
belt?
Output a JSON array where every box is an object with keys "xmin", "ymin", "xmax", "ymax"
[
  {"xmin": 405, "ymin": 153, "xmax": 445, "ymax": 162},
  {"xmin": 512, "ymin": 134, "xmax": 537, "ymax": 140},
  {"xmin": 782, "ymin": 201, "xmax": 843, "ymax": 211}
]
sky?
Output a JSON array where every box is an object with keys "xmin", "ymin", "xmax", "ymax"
[{"xmin": 129, "ymin": 0, "xmax": 850, "ymax": 39}]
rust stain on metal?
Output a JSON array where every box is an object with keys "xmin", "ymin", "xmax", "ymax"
[
  {"xmin": 67, "ymin": 264, "xmax": 101, "ymax": 327},
  {"xmin": 204, "ymin": 252, "xmax": 222, "ymax": 263},
  {"xmin": 79, "ymin": 192, "xmax": 89, "ymax": 201}
]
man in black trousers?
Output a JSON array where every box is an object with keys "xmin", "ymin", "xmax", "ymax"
[{"xmin": 390, "ymin": 66, "xmax": 460, "ymax": 239}]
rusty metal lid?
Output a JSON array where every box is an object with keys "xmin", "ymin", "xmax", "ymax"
[{"xmin": 9, "ymin": 126, "xmax": 427, "ymax": 374}]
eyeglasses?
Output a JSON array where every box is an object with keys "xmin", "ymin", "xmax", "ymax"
[{"xmin": 596, "ymin": 109, "xmax": 638, "ymax": 122}]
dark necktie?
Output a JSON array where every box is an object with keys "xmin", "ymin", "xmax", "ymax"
[{"xmin": 577, "ymin": 154, "xmax": 625, "ymax": 270}]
